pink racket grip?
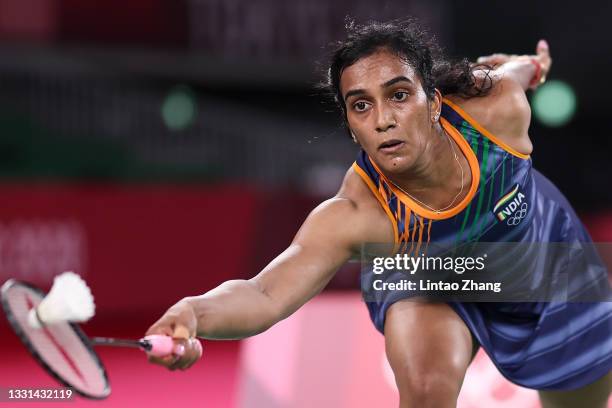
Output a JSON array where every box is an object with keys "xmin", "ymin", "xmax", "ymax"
[{"xmin": 143, "ymin": 335, "xmax": 185, "ymax": 358}]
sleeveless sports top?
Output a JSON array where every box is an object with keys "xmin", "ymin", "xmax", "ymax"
[
  {"xmin": 355, "ymin": 100, "xmax": 612, "ymax": 392},
  {"xmin": 353, "ymin": 97, "xmax": 535, "ymax": 253}
]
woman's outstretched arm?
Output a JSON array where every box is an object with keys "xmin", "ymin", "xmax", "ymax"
[{"xmin": 476, "ymin": 39, "xmax": 552, "ymax": 91}]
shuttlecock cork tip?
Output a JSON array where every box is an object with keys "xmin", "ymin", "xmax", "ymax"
[{"xmin": 29, "ymin": 271, "xmax": 96, "ymax": 328}]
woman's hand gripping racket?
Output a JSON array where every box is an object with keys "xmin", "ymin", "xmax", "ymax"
[
  {"xmin": 144, "ymin": 298, "xmax": 203, "ymax": 371},
  {"xmin": 0, "ymin": 272, "xmax": 203, "ymax": 399}
]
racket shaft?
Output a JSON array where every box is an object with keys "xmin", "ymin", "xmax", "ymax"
[
  {"xmin": 91, "ymin": 335, "xmax": 183, "ymax": 357},
  {"xmin": 91, "ymin": 337, "xmax": 145, "ymax": 349}
]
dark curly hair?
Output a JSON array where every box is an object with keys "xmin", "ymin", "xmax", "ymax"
[{"xmin": 322, "ymin": 18, "xmax": 492, "ymax": 126}]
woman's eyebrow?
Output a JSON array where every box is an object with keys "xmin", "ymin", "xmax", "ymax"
[
  {"xmin": 344, "ymin": 76, "xmax": 414, "ymax": 101},
  {"xmin": 382, "ymin": 76, "xmax": 413, "ymax": 88},
  {"xmin": 344, "ymin": 88, "xmax": 365, "ymax": 102}
]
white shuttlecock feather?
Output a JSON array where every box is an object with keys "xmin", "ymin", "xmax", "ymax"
[{"xmin": 28, "ymin": 272, "xmax": 95, "ymax": 329}]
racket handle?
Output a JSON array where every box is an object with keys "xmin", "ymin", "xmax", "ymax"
[{"xmin": 143, "ymin": 335, "xmax": 185, "ymax": 358}]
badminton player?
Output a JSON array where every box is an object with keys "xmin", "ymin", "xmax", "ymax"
[{"xmin": 146, "ymin": 20, "xmax": 611, "ymax": 407}]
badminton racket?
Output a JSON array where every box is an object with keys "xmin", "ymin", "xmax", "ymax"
[{"xmin": 1, "ymin": 275, "xmax": 201, "ymax": 399}]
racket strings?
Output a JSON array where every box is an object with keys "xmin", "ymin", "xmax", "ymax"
[{"xmin": 2, "ymin": 282, "xmax": 109, "ymax": 398}]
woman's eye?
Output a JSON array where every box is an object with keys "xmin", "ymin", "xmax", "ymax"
[
  {"xmin": 353, "ymin": 101, "xmax": 369, "ymax": 112},
  {"xmin": 392, "ymin": 91, "xmax": 408, "ymax": 101}
]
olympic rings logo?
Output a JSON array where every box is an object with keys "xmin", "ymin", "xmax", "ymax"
[{"xmin": 506, "ymin": 202, "xmax": 528, "ymax": 226}]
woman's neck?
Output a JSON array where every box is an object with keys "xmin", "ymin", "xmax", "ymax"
[{"xmin": 387, "ymin": 124, "xmax": 470, "ymax": 211}]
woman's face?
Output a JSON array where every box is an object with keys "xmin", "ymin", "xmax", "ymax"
[{"xmin": 340, "ymin": 49, "xmax": 440, "ymax": 175}]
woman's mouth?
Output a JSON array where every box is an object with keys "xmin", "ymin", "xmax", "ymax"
[{"xmin": 378, "ymin": 139, "xmax": 405, "ymax": 153}]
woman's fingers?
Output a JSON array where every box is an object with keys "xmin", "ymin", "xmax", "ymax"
[
  {"xmin": 535, "ymin": 39, "xmax": 552, "ymax": 75},
  {"xmin": 167, "ymin": 338, "xmax": 202, "ymax": 371},
  {"xmin": 145, "ymin": 299, "xmax": 201, "ymax": 370}
]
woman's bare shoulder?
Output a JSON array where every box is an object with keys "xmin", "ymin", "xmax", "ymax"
[
  {"xmin": 332, "ymin": 166, "xmax": 395, "ymax": 244},
  {"xmin": 445, "ymin": 74, "xmax": 533, "ymax": 155}
]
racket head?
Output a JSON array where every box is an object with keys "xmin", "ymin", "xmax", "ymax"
[{"xmin": 1, "ymin": 279, "xmax": 110, "ymax": 399}]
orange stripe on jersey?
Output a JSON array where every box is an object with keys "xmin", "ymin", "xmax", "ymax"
[
  {"xmin": 399, "ymin": 239, "xmax": 409, "ymax": 255},
  {"xmin": 352, "ymin": 162, "xmax": 399, "ymax": 247},
  {"xmin": 415, "ymin": 216, "xmax": 425, "ymax": 256},
  {"xmin": 409, "ymin": 214, "xmax": 418, "ymax": 255},
  {"xmin": 367, "ymin": 119, "xmax": 480, "ymax": 220},
  {"xmin": 403, "ymin": 208, "xmax": 412, "ymax": 244},
  {"xmin": 442, "ymin": 97, "xmax": 530, "ymax": 160}
]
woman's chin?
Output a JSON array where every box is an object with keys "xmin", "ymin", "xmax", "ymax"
[{"xmin": 375, "ymin": 155, "xmax": 415, "ymax": 175}]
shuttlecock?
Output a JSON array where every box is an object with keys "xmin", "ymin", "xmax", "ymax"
[{"xmin": 28, "ymin": 272, "xmax": 95, "ymax": 329}]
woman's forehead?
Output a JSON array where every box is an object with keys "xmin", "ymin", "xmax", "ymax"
[{"xmin": 340, "ymin": 50, "xmax": 418, "ymax": 94}]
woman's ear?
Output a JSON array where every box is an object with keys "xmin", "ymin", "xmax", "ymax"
[
  {"xmin": 430, "ymin": 89, "xmax": 442, "ymax": 123},
  {"xmin": 350, "ymin": 130, "xmax": 358, "ymax": 144}
]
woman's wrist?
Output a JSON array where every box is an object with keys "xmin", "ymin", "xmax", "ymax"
[{"xmin": 528, "ymin": 58, "xmax": 544, "ymax": 89}]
